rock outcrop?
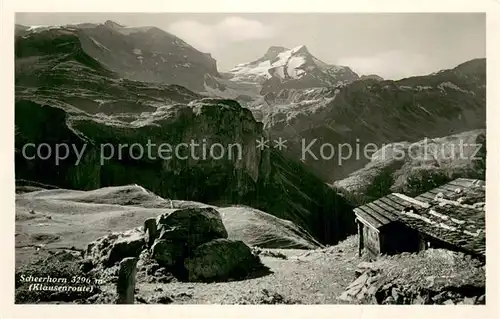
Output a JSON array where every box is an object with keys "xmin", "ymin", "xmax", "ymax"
[{"xmin": 151, "ymin": 239, "xmax": 185, "ymax": 268}]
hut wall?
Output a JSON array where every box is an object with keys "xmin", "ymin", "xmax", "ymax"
[
  {"xmin": 379, "ymin": 222, "xmax": 421, "ymax": 254},
  {"xmin": 361, "ymin": 222, "xmax": 381, "ymax": 256}
]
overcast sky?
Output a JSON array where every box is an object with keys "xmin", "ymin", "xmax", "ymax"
[{"xmin": 16, "ymin": 13, "xmax": 485, "ymax": 80}]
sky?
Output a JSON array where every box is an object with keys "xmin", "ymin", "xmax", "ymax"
[{"xmin": 15, "ymin": 13, "xmax": 486, "ymax": 80}]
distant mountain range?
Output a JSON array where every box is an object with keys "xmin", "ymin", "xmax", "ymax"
[{"xmin": 15, "ymin": 21, "xmax": 373, "ymax": 98}]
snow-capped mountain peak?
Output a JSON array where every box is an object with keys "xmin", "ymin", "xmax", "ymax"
[
  {"xmin": 290, "ymin": 44, "xmax": 309, "ymax": 54},
  {"xmin": 103, "ymin": 20, "xmax": 124, "ymax": 28},
  {"xmin": 102, "ymin": 20, "xmax": 158, "ymax": 35},
  {"xmin": 227, "ymin": 45, "xmax": 359, "ymax": 93},
  {"xmin": 228, "ymin": 45, "xmax": 312, "ymax": 84}
]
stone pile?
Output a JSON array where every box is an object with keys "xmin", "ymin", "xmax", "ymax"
[
  {"xmin": 338, "ymin": 261, "xmax": 486, "ymax": 305},
  {"xmin": 338, "ymin": 262, "xmax": 384, "ymax": 303}
]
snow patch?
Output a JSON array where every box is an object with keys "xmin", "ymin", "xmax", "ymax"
[
  {"xmin": 113, "ymin": 26, "xmax": 154, "ymax": 35},
  {"xmin": 229, "ymin": 60, "xmax": 273, "ymax": 83},
  {"xmin": 90, "ymin": 37, "xmax": 110, "ymax": 51},
  {"xmin": 229, "ymin": 46, "xmax": 310, "ymax": 82},
  {"xmin": 416, "ymin": 85, "xmax": 433, "ymax": 91},
  {"xmin": 418, "ymin": 105, "xmax": 432, "ymax": 116},
  {"xmin": 291, "ymin": 45, "xmax": 306, "ymax": 53},
  {"xmin": 27, "ymin": 25, "xmax": 62, "ymax": 31},
  {"xmin": 438, "ymin": 82, "xmax": 467, "ymax": 93},
  {"xmin": 328, "ymin": 65, "xmax": 346, "ymax": 73},
  {"xmin": 287, "ymin": 56, "xmax": 306, "ymax": 78},
  {"xmin": 93, "ymin": 99, "xmax": 112, "ymax": 105}
]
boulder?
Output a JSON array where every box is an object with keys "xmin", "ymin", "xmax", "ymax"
[
  {"xmin": 183, "ymin": 239, "xmax": 262, "ymax": 282},
  {"xmin": 86, "ymin": 228, "xmax": 145, "ymax": 267},
  {"xmin": 156, "ymin": 207, "xmax": 228, "ymax": 252},
  {"xmin": 151, "ymin": 239, "xmax": 185, "ymax": 268}
]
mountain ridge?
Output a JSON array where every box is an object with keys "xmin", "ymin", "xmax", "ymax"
[{"xmin": 15, "ymin": 21, "xmax": 222, "ymax": 93}]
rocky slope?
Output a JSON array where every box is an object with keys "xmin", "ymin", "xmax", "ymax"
[
  {"xmin": 14, "ymin": 28, "xmax": 355, "ymax": 245},
  {"xmin": 15, "ymin": 21, "xmax": 222, "ymax": 93},
  {"xmin": 226, "ymin": 45, "xmax": 359, "ymax": 95},
  {"xmin": 260, "ymin": 58, "xmax": 486, "ymax": 181}
]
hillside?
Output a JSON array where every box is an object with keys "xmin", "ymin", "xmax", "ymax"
[{"xmin": 333, "ymin": 129, "xmax": 486, "ymax": 204}]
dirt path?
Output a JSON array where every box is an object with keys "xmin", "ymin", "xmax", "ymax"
[{"xmin": 89, "ymin": 237, "xmax": 362, "ymax": 304}]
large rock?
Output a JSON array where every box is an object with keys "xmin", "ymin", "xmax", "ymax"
[
  {"xmin": 155, "ymin": 207, "xmax": 228, "ymax": 252},
  {"xmin": 86, "ymin": 228, "xmax": 145, "ymax": 267},
  {"xmin": 183, "ymin": 239, "xmax": 263, "ymax": 282},
  {"xmin": 151, "ymin": 239, "xmax": 185, "ymax": 268}
]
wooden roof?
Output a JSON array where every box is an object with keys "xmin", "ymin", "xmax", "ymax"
[
  {"xmin": 353, "ymin": 193, "xmax": 420, "ymax": 230},
  {"xmin": 354, "ymin": 178, "xmax": 486, "ymax": 256},
  {"xmin": 415, "ymin": 178, "xmax": 485, "ymax": 202}
]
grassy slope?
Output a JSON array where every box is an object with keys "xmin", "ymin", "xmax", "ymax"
[{"xmin": 15, "ymin": 185, "xmax": 324, "ymax": 268}]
